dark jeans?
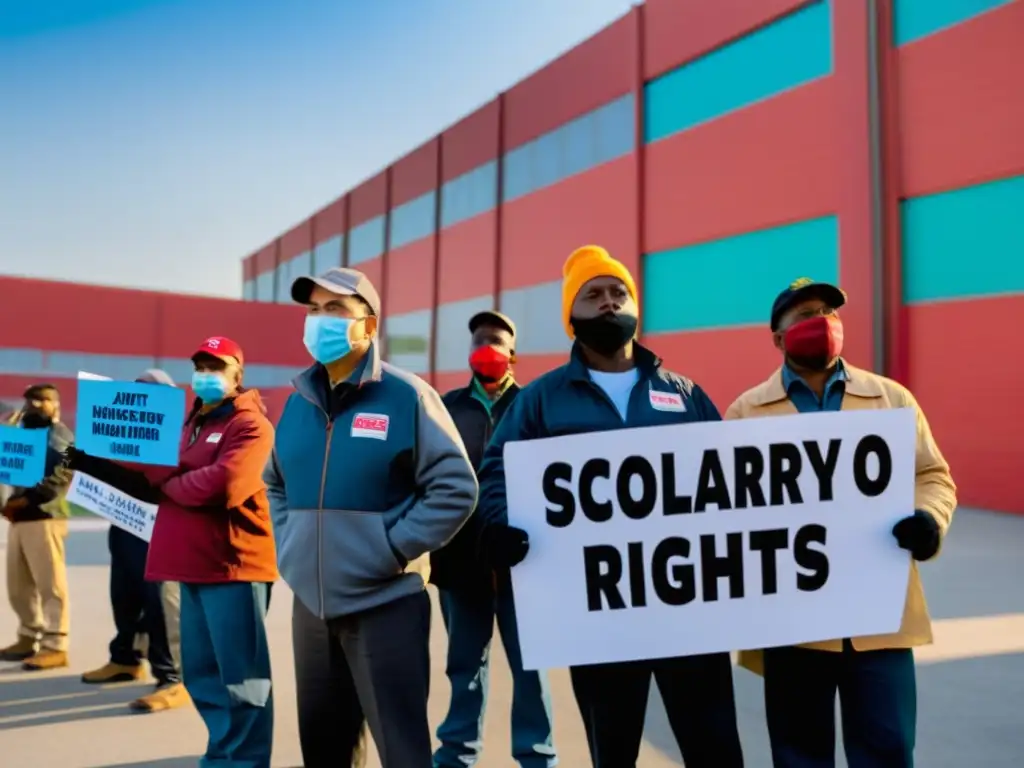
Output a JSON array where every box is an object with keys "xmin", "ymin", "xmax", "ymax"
[
  {"xmin": 570, "ymin": 653, "xmax": 743, "ymax": 768},
  {"xmin": 434, "ymin": 586, "xmax": 555, "ymax": 768},
  {"xmin": 180, "ymin": 581, "xmax": 274, "ymax": 768},
  {"xmin": 108, "ymin": 526, "xmax": 179, "ymax": 684},
  {"xmin": 293, "ymin": 591, "xmax": 432, "ymax": 768},
  {"xmin": 763, "ymin": 642, "xmax": 916, "ymax": 768}
]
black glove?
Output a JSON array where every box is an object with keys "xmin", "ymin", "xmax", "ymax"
[
  {"xmin": 66, "ymin": 447, "xmax": 160, "ymax": 504},
  {"xmin": 484, "ymin": 525, "xmax": 530, "ymax": 568},
  {"xmin": 892, "ymin": 510, "xmax": 941, "ymax": 561}
]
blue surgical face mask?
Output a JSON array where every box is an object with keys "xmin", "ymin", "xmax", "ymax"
[
  {"xmin": 304, "ymin": 315, "xmax": 357, "ymax": 364},
  {"xmin": 191, "ymin": 372, "xmax": 230, "ymax": 404}
]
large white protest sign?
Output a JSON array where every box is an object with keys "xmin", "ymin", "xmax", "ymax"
[
  {"xmin": 66, "ymin": 472, "xmax": 157, "ymax": 542},
  {"xmin": 504, "ymin": 408, "xmax": 916, "ymax": 671}
]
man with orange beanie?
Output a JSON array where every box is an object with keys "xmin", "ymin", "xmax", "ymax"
[{"xmin": 475, "ymin": 246, "xmax": 745, "ymax": 768}]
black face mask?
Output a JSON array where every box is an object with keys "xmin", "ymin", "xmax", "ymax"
[
  {"xmin": 21, "ymin": 412, "xmax": 53, "ymax": 429},
  {"xmin": 570, "ymin": 312, "xmax": 638, "ymax": 357}
]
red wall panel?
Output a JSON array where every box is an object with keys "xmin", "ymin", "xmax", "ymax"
[
  {"xmin": 156, "ymin": 294, "xmax": 308, "ymax": 366},
  {"xmin": 0, "ymin": 277, "xmax": 160, "ymax": 356},
  {"xmin": 906, "ymin": 296, "xmax": 1024, "ymax": 514},
  {"xmin": 504, "ymin": 12, "xmax": 637, "ymax": 149},
  {"xmin": 392, "ymin": 139, "xmax": 439, "ymax": 207},
  {"xmin": 501, "ymin": 157, "xmax": 638, "ymax": 290},
  {"xmin": 313, "ymin": 196, "xmax": 347, "ymax": 243},
  {"xmin": 896, "ymin": 1, "xmax": 1024, "ymax": 198},
  {"xmin": 255, "ymin": 243, "xmax": 278, "ymax": 276},
  {"xmin": 350, "ymin": 172, "xmax": 389, "ymax": 228},
  {"xmin": 832, "ymin": 0, "xmax": 877, "ymax": 371},
  {"xmin": 644, "ymin": 0, "xmax": 813, "ymax": 80},
  {"xmin": 243, "ymin": 255, "xmax": 256, "ymax": 281},
  {"xmin": 645, "ymin": 327, "xmax": 782, "ymax": 415},
  {"xmin": 433, "ymin": 371, "xmax": 468, "ymax": 395},
  {"xmin": 438, "ymin": 212, "xmax": 498, "ymax": 304},
  {"xmin": 644, "ymin": 78, "xmax": 838, "ymax": 253},
  {"xmin": 512, "ymin": 353, "xmax": 570, "ymax": 386},
  {"xmin": 280, "ymin": 220, "xmax": 313, "ymax": 261},
  {"xmin": 442, "ymin": 100, "xmax": 501, "ymax": 183},
  {"xmin": 385, "ymin": 240, "xmax": 436, "ymax": 315},
  {"xmin": 357, "ymin": 258, "xmax": 385, "ymax": 304}
]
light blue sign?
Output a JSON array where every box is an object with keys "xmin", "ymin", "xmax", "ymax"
[
  {"xmin": 0, "ymin": 425, "xmax": 48, "ymax": 487},
  {"xmin": 75, "ymin": 379, "xmax": 186, "ymax": 467}
]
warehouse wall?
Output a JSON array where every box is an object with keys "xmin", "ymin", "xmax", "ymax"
[
  {"xmin": 240, "ymin": 0, "xmax": 1022, "ymax": 513},
  {"xmin": 0, "ymin": 276, "xmax": 307, "ymax": 429},
  {"xmin": 890, "ymin": 0, "xmax": 1023, "ymax": 513}
]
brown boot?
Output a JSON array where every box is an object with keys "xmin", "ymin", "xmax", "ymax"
[
  {"xmin": 0, "ymin": 637, "xmax": 38, "ymax": 662},
  {"xmin": 82, "ymin": 662, "xmax": 146, "ymax": 684},
  {"xmin": 22, "ymin": 650, "xmax": 69, "ymax": 671},
  {"xmin": 129, "ymin": 682, "xmax": 190, "ymax": 713}
]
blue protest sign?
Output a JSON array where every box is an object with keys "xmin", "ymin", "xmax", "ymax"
[
  {"xmin": 0, "ymin": 425, "xmax": 48, "ymax": 487},
  {"xmin": 74, "ymin": 379, "xmax": 186, "ymax": 467}
]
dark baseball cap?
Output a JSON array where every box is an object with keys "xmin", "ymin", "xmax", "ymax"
[
  {"xmin": 291, "ymin": 267, "xmax": 381, "ymax": 316},
  {"xmin": 770, "ymin": 277, "xmax": 847, "ymax": 331},
  {"xmin": 469, "ymin": 310, "xmax": 516, "ymax": 338}
]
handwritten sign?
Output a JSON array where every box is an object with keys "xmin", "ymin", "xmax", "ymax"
[
  {"xmin": 0, "ymin": 425, "xmax": 49, "ymax": 487},
  {"xmin": 66, "ymin": 472, "xmax": 158, "ymax": 542},
  {"xmin": 74, "ymin": 379, "xmax": 185, "ymax": 466}
]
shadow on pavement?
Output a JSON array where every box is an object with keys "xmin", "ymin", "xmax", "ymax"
[
  {"xmin": 0, "ymin": 668, "xmax": 151, "ymax": 730},
  {"xmin": 66, "ymin": 529, "xmax": 112, "ymax": 567},
  {"xmin": 98, "ymin": 760, "xmax": 200, "ymax": 768}
]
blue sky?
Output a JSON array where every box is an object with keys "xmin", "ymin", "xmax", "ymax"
[{"xmin": 0, "ymin": 0, "xmax": 634, "ymax": 298}]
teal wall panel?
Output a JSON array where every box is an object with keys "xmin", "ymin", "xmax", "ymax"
[
  {"xmin": 902, "ymin": 174, "xmax": 1024, "ymax": 303},
  {"xmin": 644, "ymin": 0, "xmax": 833, "ymax": 143},
  {"xmin": 643, "ymin": 216, "xmax": 840, "ymax": 333}
]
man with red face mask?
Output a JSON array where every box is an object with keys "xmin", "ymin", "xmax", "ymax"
[
  {"xmin": 430, "ymin": 310, "xmax": 556, "ymax": 768},
  {"xmin": 726, "ymin": 277, "xmax": 957, "ymax": 768}
]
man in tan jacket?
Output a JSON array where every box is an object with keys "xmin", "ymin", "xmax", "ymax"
[{"xmin": 726, "ymin": 278, "xmax": 956, "ymax": 768}]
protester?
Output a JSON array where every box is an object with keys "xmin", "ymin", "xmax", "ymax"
[
  {"xmin": 266, "ymin": 267, "xmax": 477, "ymax": 768},
  {"xmin": 66, "ymin": 368, "xmax": 188, "ymax": 713},
  {"xmin": 475, "ymin": 246, "xmax": 745, "ymax": 768},
  {"xmin": 140, "ymin": 338, "xmax": 277, "ymax": 766},
  {"xmin": 726, "ymin": 277, "xmax": 957, "ymax": 768},
  {"xmin": 431, "ymin": 310, "xmax": 556, "ymax": 768},
  {"xmin": 0, "ymin": 384, "xmax": 75, "ymax": 670}
]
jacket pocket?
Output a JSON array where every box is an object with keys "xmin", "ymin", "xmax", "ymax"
[{"xmin": 323, "ymin": 509, "xmax": 402, "ymax": 586}]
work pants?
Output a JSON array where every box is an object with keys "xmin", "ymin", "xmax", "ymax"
[
  {"xmin": 434, "ymin": 586, "xmax": 555, "ymax": 768},
  {"xmin": 180, "ymin": 582, "xmax": 274, "ymax": 768},
  {"xmin": 5, "ymin": 519, "xmax": 69, "ymax": 651},
  {"xmin": 569, "ymin": 652, "xmax": 744, "ymax": 768},
  {"xmin": 763, "ymin": 641, "xmax": 916, "ymax": 768},
  {"xmin": 108, "ymin": 525, "xmax": 180, "ymax": 684},
  {"xmin": 292, "ymin": 591, "xmax": 432, "ymax": 768}
]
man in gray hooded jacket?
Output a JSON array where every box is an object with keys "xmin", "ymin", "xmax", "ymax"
[{"xmin": 265, "ymin": 267, "xmax": 477, "ymax": 768}]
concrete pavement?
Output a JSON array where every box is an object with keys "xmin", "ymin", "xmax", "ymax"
[{"xmin": 1, "ymin": 509, "xmax": 1022, "ymax": 767}]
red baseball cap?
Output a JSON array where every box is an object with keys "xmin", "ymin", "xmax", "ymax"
[{"xmin": 192, "ymin": 336, "xmax": 244, "ymax": 366}]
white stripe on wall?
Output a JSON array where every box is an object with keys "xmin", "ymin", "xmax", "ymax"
[
  {"xmin": 499, "ymin": 280, "xmax": 571, "ymax": 356},
  {"xmin": 434, "ymin": 294, "xmax": 495, "ymax": 372},
  {"xmin": 384, "ymin": 309, "xmax": 432, "ymax": 375}
]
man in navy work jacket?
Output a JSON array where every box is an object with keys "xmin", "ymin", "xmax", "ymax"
[
  {"xmin": 431, "ymin": 310, "xmax": 556, "ymax": 768},
  {"xmin": 265, "ymin": 266, "xmax": 478, "ymax": 768},
  {"xmin": 476, "ymin": 245, "xmax": 745, "ymax": 768}
]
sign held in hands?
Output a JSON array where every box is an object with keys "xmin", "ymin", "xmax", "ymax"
[
  {"xmin": 503, "ymin": 409, "xmax": 917, "ymax": 670},
  {"xmin": 74, "ymin": 379, "xmax": 185, "ymax": 466},
  {"xmin": 0, "ymin": 425, "xmax": 48, "ymax": 487},
  {"xmin": 66, "ymin": 472, "xmax": 158, "ymax": 542}
]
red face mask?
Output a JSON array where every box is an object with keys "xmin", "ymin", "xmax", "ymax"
[
  {"xmin": 783, "ymin": 316, "xmax": 844, "ymax": 370},
  {"xmin": 469, "ymin": 346, "xmax": 511, "ymax": 384}
]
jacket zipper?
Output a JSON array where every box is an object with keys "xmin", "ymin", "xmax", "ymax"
[{"xmin": 317, "ymin": 418, "xmax": 334, "ymax": 619}]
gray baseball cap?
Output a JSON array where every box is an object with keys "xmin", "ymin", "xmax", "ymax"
[{"xmin": 291, "ymin": 267, "xmax": 381, "ymax": 316}]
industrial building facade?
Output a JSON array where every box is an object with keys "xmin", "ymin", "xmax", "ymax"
[
  {"xmin": 0, "ymin": 2, "xmax": 1017, "ymax": 513},
  {"xmin": 239, "ymin": 0, "xmax": 1022, "ymax": 514}
]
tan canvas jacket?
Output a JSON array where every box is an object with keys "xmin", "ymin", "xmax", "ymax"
[{"xmin": 725, "ymin": 362, "xmax": 957, "ymax": 676}]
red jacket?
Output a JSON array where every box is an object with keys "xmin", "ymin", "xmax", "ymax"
[{"xmin": 144, "ymin": 389, "xmax": 278, "ymax": 584}]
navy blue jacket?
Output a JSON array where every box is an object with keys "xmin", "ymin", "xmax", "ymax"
[
  {"xmin": 476, "ymin": 342, "xmax": 721, "ymax": 539},
  {"xmin": 265, "ymin": 343, "xmax": 478, "ymax": 620}
]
